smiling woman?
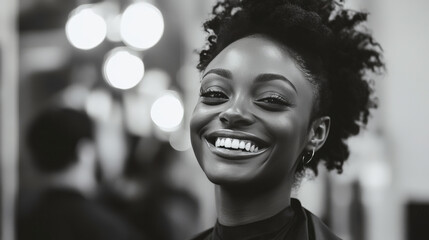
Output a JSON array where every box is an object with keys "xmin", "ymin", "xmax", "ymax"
[{"xmin": 189, "ymin": 0, "xmax": 383, "ymax": 239}]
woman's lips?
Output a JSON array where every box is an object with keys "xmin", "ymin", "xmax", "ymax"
[
  {"xmin": 204, "ymin": 138, "xmax": 270, "ymax": 160},
  {"xmin": 205, "ymin": 129, "xmax": 270, "ymax": 148}
]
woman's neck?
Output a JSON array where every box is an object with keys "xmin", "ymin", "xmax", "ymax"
[{"xmin": 215, "ymin": 180, "xmax": 292, "ymax": 226}]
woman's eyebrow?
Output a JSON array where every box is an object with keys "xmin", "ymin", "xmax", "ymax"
[
  {"xmin": 202, "ymin": 68, "xmax": 233, "ymax": 79},
  {"xmin": 255, "ymin": 73, "xmax": 298, "ymax": 94}
]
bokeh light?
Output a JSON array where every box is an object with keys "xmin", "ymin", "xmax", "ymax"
[
  {"xmin": 65, "ymin": 7, "xmax": 107, "ymax": 50},
  {"xmin": 151, "ymin": 92, "xmax": 184, "ymax": 132},
  {"xmin": 103, "ymin": 47, "xmax": 145, "ymax": 90},
  {"xmin": 120, "ymin": 2, "xmax": 164, "ymax": 50}
]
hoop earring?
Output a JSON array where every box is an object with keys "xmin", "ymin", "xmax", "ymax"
[{"xmin": 302, "ymin": 148, "xmax": 315, "ymax": 165}]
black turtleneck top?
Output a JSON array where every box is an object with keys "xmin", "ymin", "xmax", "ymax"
[{"xmin": 191, "ymin": 198, "xmax": 341, "ymax": 240}]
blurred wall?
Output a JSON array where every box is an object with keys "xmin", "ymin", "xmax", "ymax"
[
  {"xmin": 375, "ymin": 0, "xmax": 429, "ymax": 198},
  {"xmin": 369, "ymin": 0, "xmax": 429, "ymax": 239}
]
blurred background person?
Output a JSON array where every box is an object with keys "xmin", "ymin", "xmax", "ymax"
[
  {"xmin": 97, "ymin": 138, "xmax": 200, "ymax": 240},
  {"xmin": 17, "ymin": 107, "xmax": 142, "ymax": 240}
]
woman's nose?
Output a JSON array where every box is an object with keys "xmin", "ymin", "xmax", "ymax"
[{"xmin": 219, "ymin": 101, "xmax": 255, "ymax": 127}]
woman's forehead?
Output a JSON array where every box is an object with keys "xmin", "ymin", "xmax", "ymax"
[
  {"xmin": 210, "ymin": 35, "xmax": 290, "ymax": 64},
  {"xmin": 204, "ymin": 35, "xmax": 306, "ymax": 85}
]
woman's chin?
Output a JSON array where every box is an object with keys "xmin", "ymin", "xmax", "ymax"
[
  {"xmin": 206, "ymin": 172, "xmax": 248, "ymax": 186},
  {"xmin": 202, "ymin": 164, "xmax": 261, "ymax": 187}
]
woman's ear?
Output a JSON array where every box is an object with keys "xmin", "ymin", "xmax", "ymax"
[{"xmin": 306, "ymin": 116, "xmax": 330, "ymax": 151}]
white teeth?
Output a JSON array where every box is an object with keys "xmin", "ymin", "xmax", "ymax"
[
  {"xmin": 245, "ymin": 142, "xmax": 251, "ymax": 151},
  {"xmin": 224, "ymin": 138, "xmax": 232, "ymax": 148},
  {"xmin": 213, "ymin": 137, "xmax": 262, "ymax": 153},
  {"xmin": 215, "ymin": 138, "xmax": 220, "ymax": 147},
  {"xmin": 231, "ymin": 139, "xmax": 239, "ymax": 149}
]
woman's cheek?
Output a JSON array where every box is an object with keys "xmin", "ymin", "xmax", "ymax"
[
  {"xmin": 191, "ymin": 103, "xmax": 224, "ymax": 128},
  {"xmin": 191, "ymin": 105, "xmax": 213, "ymax": 132},
  {"xmin": 190, "ymin": 105, "xmax": 218, "ymax": 152}
]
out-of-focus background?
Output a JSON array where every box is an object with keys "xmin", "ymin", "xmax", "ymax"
[{"xmin": 0, "ymin": 0, "xmax": 428, "ymax": 240}]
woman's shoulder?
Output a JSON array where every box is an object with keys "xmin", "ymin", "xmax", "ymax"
[
  {"xmin": 189, "ymin": 227, "xmax": 213, "ymax": 240},
  {"xmin": 190, "ymin": 199, "xmax": 341, "ymax": 240},
  {"xmin": 305, "ymin": 210, "xmax": 342, "ymax": 240},
  {"xmin": 291, "ymin": 198, "xmax": 342, "ymax": 240}
]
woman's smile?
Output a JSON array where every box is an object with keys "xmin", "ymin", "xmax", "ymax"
[{"xmin": 204, "ymin": 129, "xmax": 271, "ymax": 160}]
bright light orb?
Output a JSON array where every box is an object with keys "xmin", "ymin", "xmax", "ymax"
[
  {"xmin": 103, "ymin": 48, "xmax": 145, "ymax": 90},
  {"xmin": 120, "ymin": 2, "xmax": 164, "ymax": 50},
  {"xmin": 151, "ymin": 92, "xmax": 184, "ymax": 132},
  {"xmin": 66, "ymin": 8, "xmax": 107, "ymax": 50}
]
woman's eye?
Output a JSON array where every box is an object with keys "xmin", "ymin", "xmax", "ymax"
[
  {"xmin": 259, "ymin": 95, "xmax": 288, "ymax": 105},
  {"xmin": 255, "ymin": 94, "xmax": 292, "ymax": 110},
  {"xmin": 260, "ymin": 97, "xmax": 286, "ymax": 105},
  {"xmin": 200, "ymin": 89, "xmax": 228, "ymax": 105},
  {"xmin": 200, "ymin": 90, "xmax": 227, "ymax": 99}
]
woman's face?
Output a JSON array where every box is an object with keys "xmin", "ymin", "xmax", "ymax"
[{"xmin": 190, "ymin": 35, "xmax": 316, "ymax": 188}]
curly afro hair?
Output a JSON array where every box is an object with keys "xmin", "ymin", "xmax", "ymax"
[{"xmin": 197, "ymin": 0, "xmax": 384, "ymax": 175}]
